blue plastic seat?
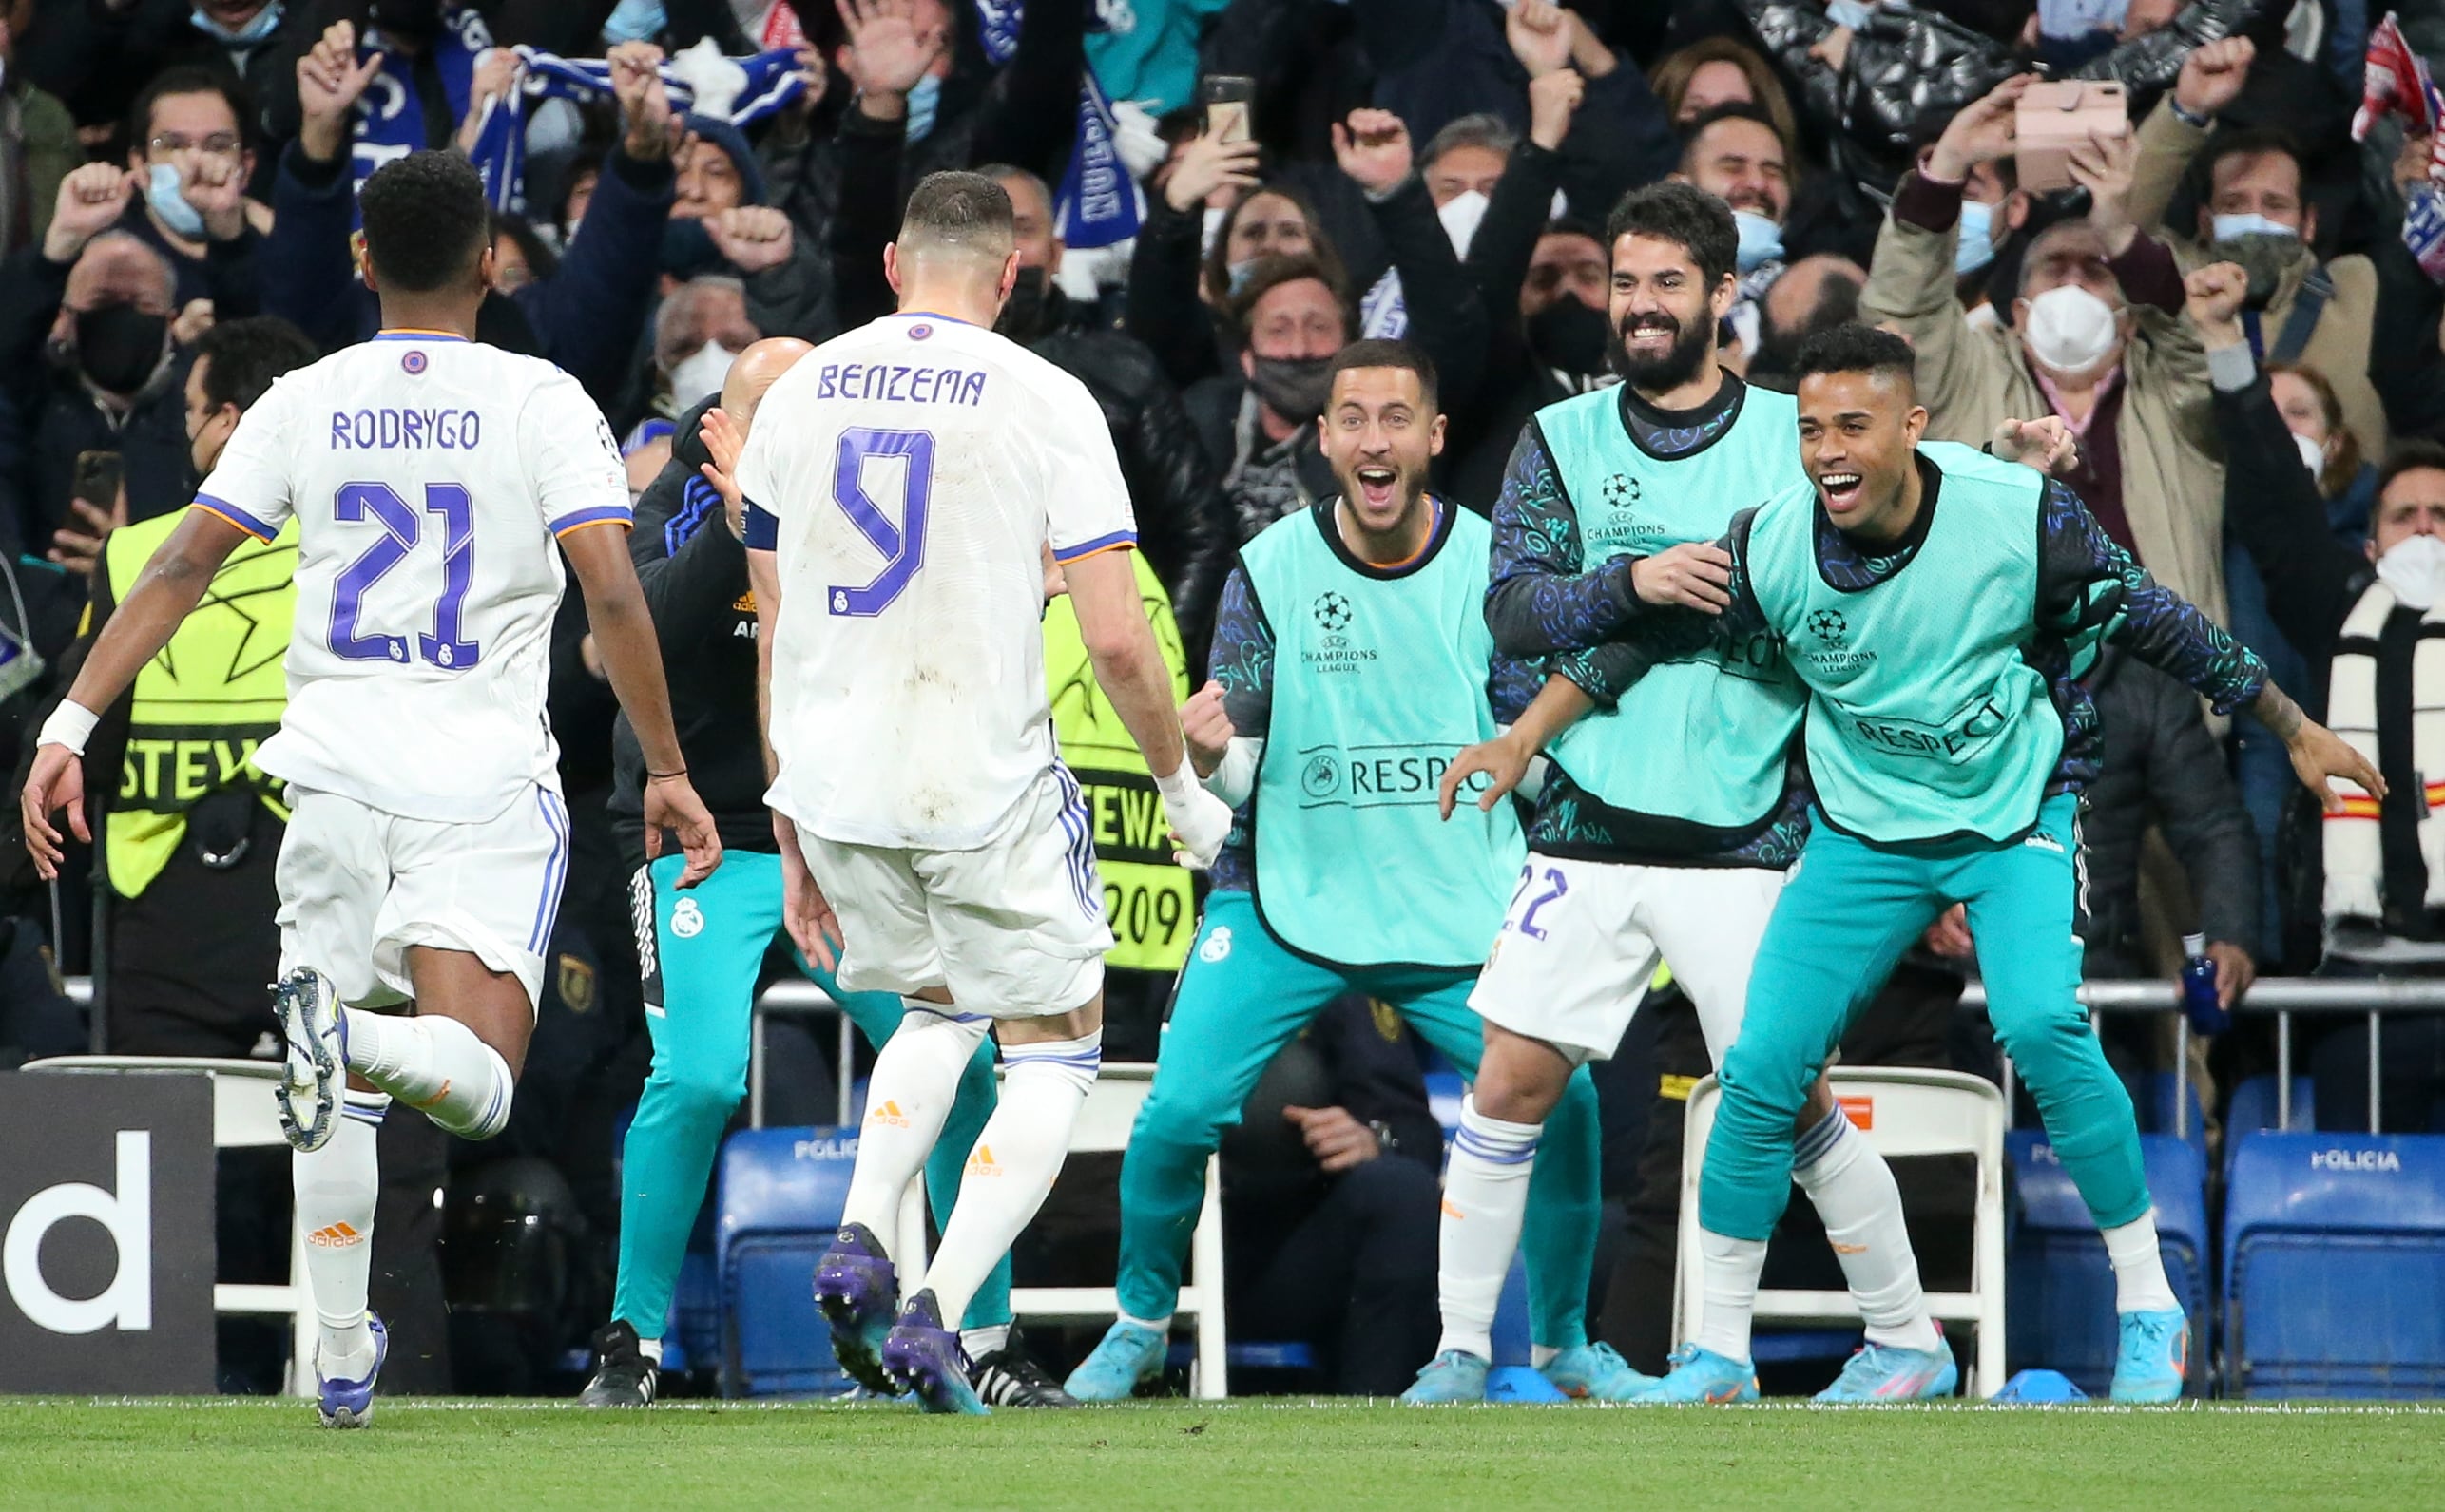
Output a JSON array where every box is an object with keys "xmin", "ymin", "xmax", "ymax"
[
  {"xmin": 1422, "ymin": 1069, "xmax": 1465, "ymax": 1152},
  {"xmin": 2005, "ymin": 1131, "xmax": 2207, "ymax": 1395},
  {"xmin": 2223, "ymin": 1133, "xmax": 2445, "ymax": 1398},
  {"xmin": 2142, "ymin": 1073, "xmax": 2209, "ymax": 1164},
  {"xmin": 714, "ymin": 1125, "xmax": 864, "ymax": 1397},
  {"xmin": 2222, "ymin": 1075, "xmax": 2314, "ymax": 1188}
]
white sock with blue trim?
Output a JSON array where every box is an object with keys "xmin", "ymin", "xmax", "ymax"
[
  {"xmin": 1791, "ymin": 1106, "xmax": 1939, "ymax": 1351},
  {"xmin": 1434, "ymin": 1096, "xmax": 1540, "ymax": 1362},
  {"xmin": 295, "ymin": 1088, "xmax": 389, "ymax": 1379},
  {"xmin": 921, "ymin": 1029, "xmax": 1102, "ymax": 1331},
  {"xmin": 840, "ymin": 1004, "xmax": 991, "ymax": 1252},
  {"xmin": 342, "ymin": 1010, "xmax": 514, "ymax": 1140}
]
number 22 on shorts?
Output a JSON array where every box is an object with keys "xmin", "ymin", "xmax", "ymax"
[
  {"xmin": 829, "ymin": 427, "xmax": 934, "ymax": 617},
  {"xmin": 1504, "ymin": 863, "xmax": 1568, "ymax": 940}
]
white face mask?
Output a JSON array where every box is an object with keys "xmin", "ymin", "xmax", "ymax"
[
  {"xmin": 2294, "ymin": 430, "xmax": 2326, "ymax": 483},
  {"xmin": 1438, "ymin": 189, "xmax": 1491, "ymax": 260},
  {"xmin": 2378, "ymin": 532, "xmax": 2445, "ymax": 611},
  {"xmin": 670, "ymin": 340, "xmax": 740, "ymax": 404},
  {"xmin": 2022, "ymin": 284, "xmax": 2120, "ymax": 377}
]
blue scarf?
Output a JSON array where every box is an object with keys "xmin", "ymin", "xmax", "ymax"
[
  {"xmin": 350, "ymin": 9, "xmax": 489, "ymax": 204},
  {"xmin": 973, "ymin": 0, "xmax": 1141, "ymax": 249},
  {"xmin": 458, "ymin": 44, "xmax": 804, "ymax": 215}
]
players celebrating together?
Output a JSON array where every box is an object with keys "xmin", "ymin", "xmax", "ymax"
[{"xmin": 17, "ymin": 144, "xmax": 2379, "ymax": 1421}]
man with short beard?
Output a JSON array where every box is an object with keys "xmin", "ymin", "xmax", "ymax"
[{"xmin": 1405, "ymin": 182, "xmax": 1950, "ymax": 1407}]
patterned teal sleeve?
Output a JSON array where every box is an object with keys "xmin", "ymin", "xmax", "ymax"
[
  {"xmin": 1207, "ymin": 563, "xmax": 1273, "ymax": 737},
  {"xmin": 2036, "ymin": 479, "xmax": 2265, "ymax": 713},
  {"xmin": 1562, "ymin": 511, "xmax": 1768, "ymax": 706},
  {"xmin": 1485, "ymin": 421, "xmax": 1646, "ymax": 657}
]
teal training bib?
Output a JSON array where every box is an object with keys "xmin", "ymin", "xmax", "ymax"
[
  {"xmin": 1240, "ymin": 500, "xmax": 1525, "ymax": 968},
  {"xmin": 1536, "ymin": 382, "xmax": 1808, "ymax": 836},
  {"xmin": 1745, "ymin": 441, "xmax": 2063, "ymax": 843}
]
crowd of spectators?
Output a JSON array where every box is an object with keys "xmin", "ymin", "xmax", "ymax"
[{"xmin": 7, "ymin": 0, "xmax": 2445, "ymax": 1394}]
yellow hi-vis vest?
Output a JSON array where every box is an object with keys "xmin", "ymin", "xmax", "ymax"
[
  {"xmin": 1043, "ymin": 549, "xmax": 1193, "ymax": 971},
  {"xmin": 99, "ymin": 509, "xmax": 298, "ymax": 898}
]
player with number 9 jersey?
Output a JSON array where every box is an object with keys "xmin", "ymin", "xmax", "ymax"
[
  {"xmin": 194, "ymin": 339, "xmax": 631, "ymax": 823},
  {"xmin": 738, "ymin": 314, "xmax": 1137, "ymax": 852}
]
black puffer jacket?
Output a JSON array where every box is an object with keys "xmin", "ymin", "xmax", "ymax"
[
  {"xmin": 1742, "ymin": 0, "xmax": 2272, "ymax": 190},
  {"xmin": 2077, "ymin": 649, "xmax": 2262, "ymax": 973},
  {"xmin": 1008, "ymin": 288, "xmax": 1236, "ymax": 668}
]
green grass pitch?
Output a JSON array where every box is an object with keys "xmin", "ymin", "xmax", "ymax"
[{"xmin": 1, "ymin": 1399, "xmax": 2440, "ymax": 1511}]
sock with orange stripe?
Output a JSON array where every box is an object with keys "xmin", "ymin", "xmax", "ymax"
[
  {"xmin": 839, "ymin": 1004, "xmax": 991, "ymax": 1255},
  {"xmin": 920, "ymin": 1030, "xmax": 1101, "ymax": 1330},
  {"xmin": 342, "ymin": 1009, "xmax": 515, "ymax": 1139},
  {"xmin": 1792, "ymin": 1106, "xmax": 1940, "ymax": 1351},
  {"xmin": 1433, "ymin": 1097, "xmax": 1540, "ymax": 1362},
  {"xmin": 295, "ymin": 1089, "xmax": 388, "ymax": 1379}
]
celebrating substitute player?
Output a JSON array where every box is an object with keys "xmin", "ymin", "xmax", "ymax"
[
  {"xmin": 1412, "ymin": 182, "xmax": 1950, "ymax": 1404},
  {"xmin": 739, "ymin": 172, "xmax": 1233, "ymax": 1416},
  {"xmin": 20, "ymin": 151, "xmax": 721, "ymax": 1428},
  {"xmin": 1604, "ymin": 325, "xmax": 2378, "ymax": 1404},
  {"xmin": 1066, "ymin": 340, "xmax": 1618, "ymax": 1405}
]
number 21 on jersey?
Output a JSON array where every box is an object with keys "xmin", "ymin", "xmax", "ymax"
[{"xmin": 329, "ymin": 481, "xmax": 481, "ymax": 669}]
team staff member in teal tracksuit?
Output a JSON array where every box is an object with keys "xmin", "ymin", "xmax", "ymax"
[
  {"xmin": 577, "ymin": 343, "xmax": 1057, "ymax": 1409},
  {"xmin": 1598, "ymin": 326, "xmax": 2378, "ymax": 1405},
  {"xmin": 1066, "ymin": 339, "xmax": 1624, "ymax": 1404}
]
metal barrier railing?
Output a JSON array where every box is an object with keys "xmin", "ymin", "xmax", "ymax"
[
  {"xmin": 1961, "ymin": 977, "xmax": 2445, "ymax": 1138},
  {"xmin": 51, "ymin": 974, "xmax": 2444, "ymax": 1138}
]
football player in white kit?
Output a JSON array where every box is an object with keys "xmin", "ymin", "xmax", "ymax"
[
  {"xmin": 726, "ymin": 172, "xmax": 1233, "ymax": 1415},
  {"xmin": 20, "ymin": 151, "xmax": 721, "ymax": 1427}
]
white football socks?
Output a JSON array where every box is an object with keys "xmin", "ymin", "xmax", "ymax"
[
  {"xmin": 1791, "ymin": 1106, "xmax": 1940, "ymax": 1352},
  {"xmin": 921, "ymin": 1030, "xmax": 1101, "ymax": 1330},
  {"xmin": 840, "ymin": 1005, "xmax": 990, "ymax": 1250},
  {"xmin": 1693, "ymin": 1227, "xmax": 1769, "ymax": 1363},
  {"xmin": 295, "ymin": 1089, "xmax": 388, "ymax": 1380},
  {"xmin": 1433, "ymin": 1096, "xmax": 1541, "ymax": 1362},
  {"xmin": 342, "ymin": 1010, "xmax": 514, "ymax": 1139},
  {"xmin": 2102, "ymin": 1209, "xmax": 2179, "ymax": 1313}
]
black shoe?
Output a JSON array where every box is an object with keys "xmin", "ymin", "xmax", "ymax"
[
  {"xmin": 580, "ymin": 1320, "xmax": 660, "ymax": 1407},
  {"xmin": 970, "ymin": 1330, "xmax": 1081, "ymax": 1408}
]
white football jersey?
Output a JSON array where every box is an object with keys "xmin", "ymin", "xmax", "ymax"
[
  {"xmin": 740, "ymin": 313, "xmax": 1135, "ymax": 850},
  {"xmin": 194, "ymin": 332, "xmax": 630, "ymax": 823}
]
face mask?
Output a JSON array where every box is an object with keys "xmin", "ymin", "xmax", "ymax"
[
  {"xmin": 906, "ymin": 74, "xmax": 942, "ymax": 144},
  {"xmin": 1201, "ymin": 205, "xmax": 1228, "ymax": 256},
  {"xmin": 1524, "ymin": 295, "xmax": 1609, "ymax": 376},
  {"xmin": 668, "ymin": 340, "xmax": 739, "ymax": 404},
  {"xmin": 2210, "ymin": 222, "xmax": 2301, "ymax": 307},
  {"xmin": 191, "ymin": 2, "xmax": 282, "ymax": 45},
  {"xmin": 1731, "ymin": 209, "xmax": 1782, "ymax": 274},
  {"xmin": 1247, "ymin": 354, "xmax": 1334, "ymax": 424},
  {"xmin": 74, "ymin": 304, "xmax": 169, "ymax": 395},
  {"xmin": 2378, "ymin": 532, "xmax": 2445, "ymax": 611},
  {"xmin": 2294, "ymin": 430, "xmax": 2326, "ymax": 483},
  {"xmin": 2021, "ymin": 284, "xmax": 2120, "ymax": 376},
  {"xmin": 1955, "ymin": 198, "xmax": 1996, "ymax": 277},
  {"xmin": 661, "ymin": 216, "xmax": 722, "ymax": 278},
  {"xmin": 1225, "ymin": 258, "xmax": 1259, "ymax": 297},
  {"xmin": 145, "ymin": 163, "xmax": 205, "ymax": 239},
  {"xmin": 1437, "ymin": 189, "xmax": 1490, "ymax": 260},
  {"xmin": 601, "ymin": 0, "xmax": 665, "ymax": 44},
  {"xmin": 995, "ymin": 265, "xmax": 1050, "ymax": 338},
  {"xmin": 1824, "ymin": 0, "xmax": 1877, "ymax": 26}
]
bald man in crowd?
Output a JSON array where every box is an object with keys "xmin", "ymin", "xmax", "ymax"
[{"xmin": 580, "ymin": 337, "xmax": 1054, "ymax": 1408}]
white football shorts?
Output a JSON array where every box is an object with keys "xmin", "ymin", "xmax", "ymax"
[
  {"xmin": 1470, "ymin": 852, "xmax": 1785, "ymax": 1064},
  {"xmin": 801, "ymin": 763, "xmax": 1113, "ymax": 1017},
  {"xmin": 276, "ymin": 783, "xmax": 569, "ymax": 1014}
]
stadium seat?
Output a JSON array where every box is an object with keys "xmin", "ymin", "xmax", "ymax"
[
  {"xmin": 2004, "ymin": 1132, "xmax": 2208, "ymax": 1396},
  {"xmin": 1678, "ymin": 1068, "xmax": 2009, "ymax": 1397},
  {"xmin": 2222, "ymin": 1076, "xmax": 2314, "ymax": 1188},
  {"xmin": 2143, "ymin": 1073, "xmax": 2208, "ymax": 1164},
  {"xmin": 2223, "ymin": 1133, "xmax": 2445, "ymax": 1398}
]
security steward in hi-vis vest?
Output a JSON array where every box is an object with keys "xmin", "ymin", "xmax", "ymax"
[
  {"xmin": 86, "ymin": 507, "xmax": 296, "ymax": 1053},
  {"xmin": 1065, "ymin": 341, "xmax": 1614, "ymax": 1407}
]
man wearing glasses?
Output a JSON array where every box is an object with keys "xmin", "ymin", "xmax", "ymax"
[{"xmin": 119, "ymin": 66, "xmax": 266, "ymax": 322}]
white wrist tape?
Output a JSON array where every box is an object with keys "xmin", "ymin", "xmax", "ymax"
[
  {"xmin": 39, "ymin": 699, "xmax": 100, "ymax": 756},
  {"xmin": 1154, "ymin": 759, "xmax": 1203, "ymax": 813}
]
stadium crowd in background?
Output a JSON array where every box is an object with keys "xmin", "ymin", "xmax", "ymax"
[{"xmin": 4, "ymin": 0, "xmax": 2445, "ymax": 1398}]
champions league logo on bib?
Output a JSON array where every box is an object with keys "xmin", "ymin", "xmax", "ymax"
[
  {"xmin": 1801, "ymin": 608, "xmax": 1877, "ymax": 673},
  {"xmin": 1807, "ymin": 609, "xmax": 1847, "ymax": 648},
  {"xmin": 1602, "ymin": 473, "xmax": 1639, "ymax": 507},
  {"xmin": 1302, "ymin": 591, "xmax": 1376, "ymax": 673}
]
